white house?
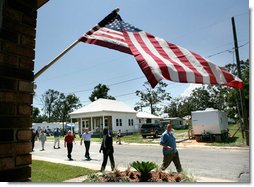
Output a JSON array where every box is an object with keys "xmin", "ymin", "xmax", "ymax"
[
  {"xmin": 69, "ymin": 99, "xmax": 163, "ymax": 134},
  {"xmin": 69, "ymin": 99, "xmax": 138, "ymax": 134}
]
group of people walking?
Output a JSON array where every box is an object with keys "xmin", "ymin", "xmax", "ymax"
[
  {"xmin": 32, "ymin": 123, "xmax": 182, "ymax": 173},
  {"xmin": 31, "ymin": 128, "xmax": 62, "ymax": 151},
  {"xmin": 63, "ymin": 127, "xmax": 115, "ymax": 172}
]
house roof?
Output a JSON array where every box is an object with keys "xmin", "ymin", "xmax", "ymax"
[
  {"xmin": 136, "ymin": 112, "xmax": 162, "ymax": 119},
  {"xmin": 70, "ymin": 98, "xmax": 137, "ymax": 115}
]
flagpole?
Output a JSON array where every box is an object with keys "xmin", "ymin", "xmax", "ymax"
[
  {"xmin": 34, "ymin": 8, "xmax": 120, "ymax": 80},
  {"xmin": 34, "ymin": 39, "xmax": 80, "ymax": 80},
  {"xmin": 231, "ymin": 17, "xmax": 249, "ymax": 146}
]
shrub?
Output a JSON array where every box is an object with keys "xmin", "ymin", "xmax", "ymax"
[{"xmin": 130, "ymin": 161, "xmax": 158, "ymax": 182}]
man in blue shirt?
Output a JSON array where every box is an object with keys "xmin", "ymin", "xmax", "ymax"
[
  {"xmin": 160, "ymin": 123, "xmax": 182, "ymax": 173},
  {"xmin": 80, "ymin": 127, "xmax": 97, "ymax": 160},
  {"xmin": 53, "ymin": 128, "xmax": 61, "ymax": 149}
]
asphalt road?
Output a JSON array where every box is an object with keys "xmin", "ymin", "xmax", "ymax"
[{"xmin": 32, "ymin": 140, "xmax": 249, "ymax": 182}]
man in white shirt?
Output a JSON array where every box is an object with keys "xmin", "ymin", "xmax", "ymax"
[{"xmin": 80, "ymin": 128, "xmax": 97, "ymax": 160}]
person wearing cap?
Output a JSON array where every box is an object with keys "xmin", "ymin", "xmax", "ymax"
[
  {"xmin": 64, "ymin": 130, "xmax": 75, "ymax": 161},
  {"xmin": 160, "ymin": 123, "xmax": 182, "ymax": 173}
]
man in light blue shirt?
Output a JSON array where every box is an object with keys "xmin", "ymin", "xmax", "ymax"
[
  {"xmin": 53, "ymin": 128, "xmax": 61, "ymax": 149},
  {"xmin": 80, "ymin": 128, "xmax": 97, "ymax": 160},
  {"xmin": 160, "ymin": 123, "xmax": 182, "ymax": 172}
]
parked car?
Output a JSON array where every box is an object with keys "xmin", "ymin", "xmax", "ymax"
[{"xmin": 140, "ymin": 123, "xmax": 165, "ymax": 138}]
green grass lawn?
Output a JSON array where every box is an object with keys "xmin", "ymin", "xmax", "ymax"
[
  {"xmin": 206, "ymin": 123, "xmax": 247, "ymax": 147},
  {"xmin": 31, "ymin": 160, "xmax": 96, "ymax": 182}
]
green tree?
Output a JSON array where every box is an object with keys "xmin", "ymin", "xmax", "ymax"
[
  {"xmin": 41, "ymin": 89, "xmax": 60, "ymax": 122},
  {"xmin": 135, "ymin": 81, "xmax": 171, "ymax": 114},
  {"xmin": 164, "ymin": 98, "xmax": 181, "ymax": 117},
  {"xmin": 178, "ymin": 97, "xmax": 194, "ymax": 117},
  {"xmin": 89, "ymin": 84, "xmax": 116, "ymax": 102},
  {"xmin": 32, "ymin": 107, "xmax": 48, "ymax": 123},
  {"xmin": 32, "ymin": 107, "xmax": 40, "ymax": 122},
  {"xmin": 53, "ymin": 93, "xmax": 82, "ymax": 126},
  {"xmin": 224, "ymin": 59, "xmax": 249, "ymax": 120}
]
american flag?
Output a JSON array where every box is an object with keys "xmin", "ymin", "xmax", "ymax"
[{"xmin": 79, "ymin": 10, "xmax": 243, "ymax": 89}]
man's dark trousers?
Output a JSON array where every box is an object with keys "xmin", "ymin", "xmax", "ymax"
[
  {"xmin": 67, "ymin": 143, "xmax": 73, "ymax": 159},
  {"xmin": 84, "ymin": 141, "xmax": 91, "ymax": 159}
]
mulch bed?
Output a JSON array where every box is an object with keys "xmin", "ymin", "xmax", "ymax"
[{"xmin": 86, "ymin": 169, "xmax": 183, "ymax": 182}]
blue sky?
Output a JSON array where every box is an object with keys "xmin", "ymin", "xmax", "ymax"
[{"xmin": 33, "ymin": 0, "xmax": 250, "ymax": 112}]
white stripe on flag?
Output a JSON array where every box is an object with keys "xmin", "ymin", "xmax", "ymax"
[
  {"xmin": 85, "ymin": 34, "xmax": 128, "ymax": 48},
  {"xmin": 127, "ymin": 32, "xmax": 164, "ymax": 82},
  {"xmin": 158, "ymin": 40, "xmax": 196, "ymax": 83},
  {"xmin": 96, "ymin": 30, "xmax": 125, "ymax": 40},
  {"xmin": 178, "ymin": 46, "xmax": 211, "ymax": 84},
  {"xmin": 139, "ymin": 32, "xmax": 180, "ymax": 82},
  {"xmin": 206, "ymin": 59, "xmax": 227, "ymax": 84}
]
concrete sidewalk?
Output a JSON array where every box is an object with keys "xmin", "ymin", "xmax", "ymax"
[{"xmin": 32, "ymin": 155, "xmax": 240, "ymax": 183}]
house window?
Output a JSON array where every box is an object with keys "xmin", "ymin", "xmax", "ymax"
[
  {"xmin": 128, "ymin": 119, "xmax": 134, "ymax": 126},
  {"xmin": 116, "ymin": 119, "xmax": 122, "ymax": 126},
  {"xmin": 146, "ymin": 119, "xmax": 152, "ymax": 123},
  {"xmin": 82, "ymin": 120, "xmax": 89, "ymax": 128}
]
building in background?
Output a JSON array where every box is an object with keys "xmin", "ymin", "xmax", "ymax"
[{"xmin": 69, "ymin": 98, "xmax": 162, "ymax": 135}]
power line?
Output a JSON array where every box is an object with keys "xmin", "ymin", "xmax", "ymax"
[
  {"xmin": 64, "ymin": 76, "xmax": 145, "ymax": 94},
  {"xmin": 205, "ymin": 42, "xmax": 249, "ymax": 58}
]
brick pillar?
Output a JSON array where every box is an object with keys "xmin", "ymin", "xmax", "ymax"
[{"xmin": 0, "ymin": 0, "xmax": 37, "ymax": 181}]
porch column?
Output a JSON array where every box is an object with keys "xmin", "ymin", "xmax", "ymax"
[
  {"xmin": 91, "ymin": 117, "xmax": 93, "ymax": 131},
  {"xmin": 70, "ymin": 118, "xmax": 73, "ymax": 133},
  {"xmin": 79, "ymin": 118, "xmax": 82, "ymax": 134},
  {"xmin": 102, "ymin": 115, "xmax": 105, "ymax": 129}
]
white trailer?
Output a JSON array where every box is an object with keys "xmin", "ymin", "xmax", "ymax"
[{"xmin": 191, "ymin": 108, "xmax": 229, "ymax": 142}]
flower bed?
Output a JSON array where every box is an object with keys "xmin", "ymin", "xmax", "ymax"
[{"xmin": 85, "ymin": 169, "xmax": 195, "ymax": 182}]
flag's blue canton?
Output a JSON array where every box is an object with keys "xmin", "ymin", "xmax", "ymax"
[{"xmin": 105, "ymin": 19, "xmax": 141, "ymax": 32}]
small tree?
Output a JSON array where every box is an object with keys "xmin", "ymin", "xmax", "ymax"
[
  {"xmin": 135, "ymin": 81, "xmax": 171, "ymax": 114},
  {"xmin": 41, "ymin": 89, "xmax": 60, "ymax": 122}
]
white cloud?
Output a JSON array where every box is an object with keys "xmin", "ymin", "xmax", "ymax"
[{"xmin": 180, "ymin": 83, "xmax": 203, "ymax": 97}]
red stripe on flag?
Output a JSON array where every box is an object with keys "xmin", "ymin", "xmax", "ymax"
[
  {"xmin": 220, "ymin": 67, "xmax": 243, "ymax": 88},
  {"xmin": 80, "ymin": 37, "xmax": 132, "ymax": 54},
  {"xmin": 148, "ymin": 36, "xmax": 188, "ymax": 83},
  {"xmin": 191, "ymin": 52, "xmax": 218, "ymax": 84},
  {"xmin": 100, "ymin": 28, "xmax": 124, "ymax": 38},
  {"xmin": 123, "ymin": 32, "xmax": 158, "ymax": 87},
  {"xmin": 132, "ymin": 32, "xmax": 171, "ymax": 81},
  {"xmin": 168, "ymin": 43, "xmax": 204, "ymax": 84},
  {"xmin": 92, "ymin": 32, "xmax": 125, "ymax": 43}
]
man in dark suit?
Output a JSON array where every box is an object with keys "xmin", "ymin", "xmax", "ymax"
[{"xmin": 99, "ymin": 128, "xmax": 115, "ymax": 172}]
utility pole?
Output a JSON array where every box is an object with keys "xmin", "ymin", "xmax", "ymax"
[{"xmin": 231, "ymin": 17, "xmax": 249, "ymax": 146}]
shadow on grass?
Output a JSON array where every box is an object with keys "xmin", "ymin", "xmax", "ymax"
[{"xmin": 223, "ymin": 137, "xmax": 239, "ymax": 143}]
